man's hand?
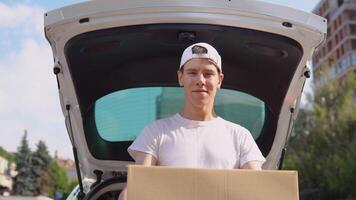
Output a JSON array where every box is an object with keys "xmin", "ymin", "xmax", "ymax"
[
  {"xmin": 118, "ymin": 151, "xmax": 157, "ymax": 200},
  {"xmin": 118, "ymin": 187, "xmax": 127, "ymax": 200},
  {"xmin": 241, "ymin": 161, "xmax": 262, "ymax": 170}
]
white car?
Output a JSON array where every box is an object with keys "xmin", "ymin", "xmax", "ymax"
[{"xmin": 44, "ymin": 0, "xmax": 326, "ymax": 199}]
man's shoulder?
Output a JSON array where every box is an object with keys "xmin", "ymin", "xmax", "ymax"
[
  {"xmin": 218, "ymin": 117, "xmax": 250, "ymax": 134},
  {"xmin": 145, "ymin": 114, "xmax": 179, "ymax": 129}
]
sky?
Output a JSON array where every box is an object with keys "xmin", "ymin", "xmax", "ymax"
[{"xmin": 0, "ymin": 0, "xmax": 321, "ymax": 159}]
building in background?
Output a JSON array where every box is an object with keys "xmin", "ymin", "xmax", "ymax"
[
  {"xmin": 0, "ymin": 156, "xmax": 17, "ymax": 196},
  {"xmin": 312, "ymin": 0, "xmax": 356, "ymax": 86},
  {"xmin": 56, "ymin": 159, "xmax": 76, "ymax": 181},
  {"xmin": 54, "ymin": 151, "xmax": 76, "ymax": 181}
]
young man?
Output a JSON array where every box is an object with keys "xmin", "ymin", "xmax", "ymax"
[{"xmin": 119, "ymin": 43, "xmax": 265, "ymax": 200}]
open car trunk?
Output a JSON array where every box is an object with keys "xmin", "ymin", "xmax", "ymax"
[{"xmin": 44, "ymin": 0, "xmax": 326, "ymax": 191}]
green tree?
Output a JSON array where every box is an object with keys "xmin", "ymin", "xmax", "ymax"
[
  {"xmin": 0, "ymin": 146, "xmax": 16, "ymax": 162},
  {"xmin": 48, "ymin": 161, "xmax": 68, "ymax": 198},
  {"xmin": 284, "ymin": 73, "xmax": 356, "ymax": 200},
  {"xmin": 12, "ymin": 130, "xmax": 36, "ymax": 196},
  {"xmin": 32, "ymin": 140, "xmax": 53, "ymax": 196},
  {"xmin": 64, "ymin": 178, "xmax": 79, "ymax": 198}
]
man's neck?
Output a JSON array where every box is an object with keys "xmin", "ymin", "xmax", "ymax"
[{"xmin": 180, "ymin": 103, "xmax": 216, "ymax": 121}]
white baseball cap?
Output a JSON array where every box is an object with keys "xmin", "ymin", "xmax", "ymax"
[{"xmin": 179, "ymin": 42, "xmax": 222, "ymax": 72}]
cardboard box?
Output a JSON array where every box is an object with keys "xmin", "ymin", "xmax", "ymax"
[{"xmin": 127, "ymin": 165, "xmax": 299, "ymax": 200}]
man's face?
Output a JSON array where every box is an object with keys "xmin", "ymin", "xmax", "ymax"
[{"xmin": 178, "ymin": 58, "xmax": 224, "ymax": 108}]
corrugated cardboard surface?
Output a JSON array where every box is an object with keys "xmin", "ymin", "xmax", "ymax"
[{"xmin": 127, "ymin": 165, "xmax": 299, "ymax": 200}]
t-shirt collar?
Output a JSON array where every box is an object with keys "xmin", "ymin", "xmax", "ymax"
[{"xmin": 175, "ymin": 113, "xmax": 220, "ymax": 128}]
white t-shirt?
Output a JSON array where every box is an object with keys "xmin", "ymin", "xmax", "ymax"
[{"xmin": 128, "ymin": 113, "xmax": 265, "ymax": 169}]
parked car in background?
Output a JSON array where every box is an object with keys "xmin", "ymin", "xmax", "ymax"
[{"xmin": 44, "ymin": 0, "xmax": 326, "ymax": 199}]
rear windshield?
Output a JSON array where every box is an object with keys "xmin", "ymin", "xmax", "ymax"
[{"xmin": 93, "ymin": 87, "xmax": 265, "ymax": 142}]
